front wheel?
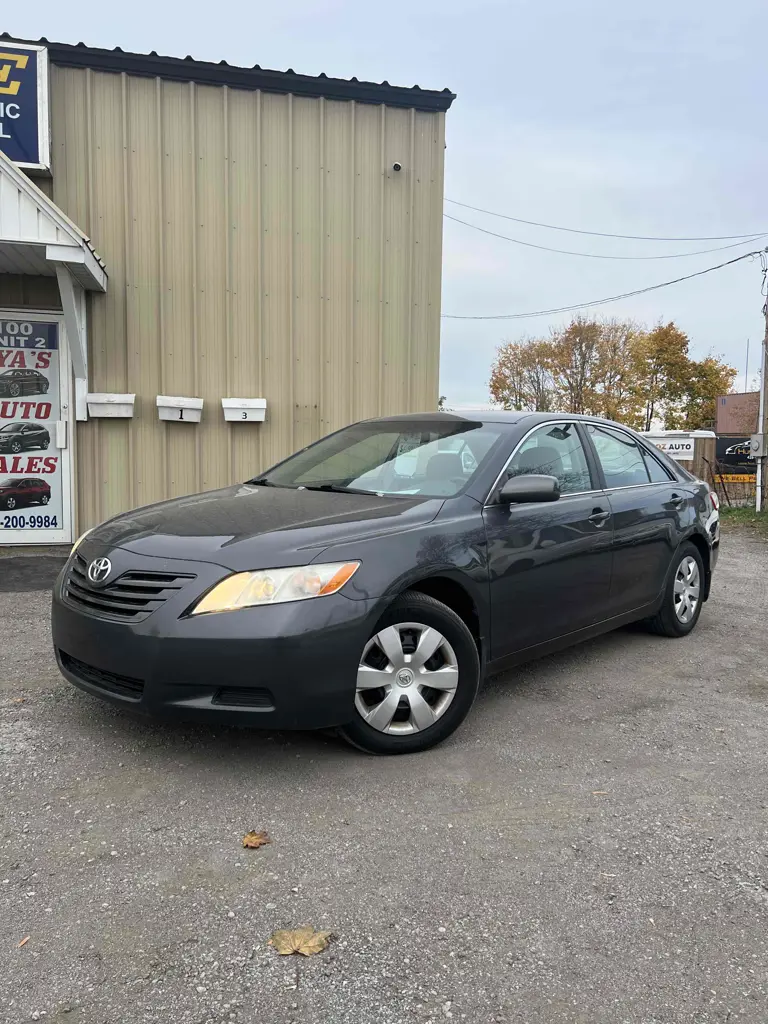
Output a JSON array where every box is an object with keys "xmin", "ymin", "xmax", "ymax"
[
  {"xmin": 3, "ymin": 497, "xmax": 16, "ymax": 510},
  {"xmin": 646, "ymin": 542, "xmax": 705, "ymax": 637},
  {"xmin": 338, "ymin": 591, "xmax": 480, "ymax": 755},
  {"xmin": 40, "ymin": 494, "xmax": 50, "ymax": 505}
]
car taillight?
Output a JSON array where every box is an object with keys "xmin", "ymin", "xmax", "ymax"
[{"xmin": 709, "ymin": 491, "xmax": 719, "ymax": 511}]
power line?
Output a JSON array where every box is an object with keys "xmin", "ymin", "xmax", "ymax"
[
  {"xmin": 444, "ymin": 197, "xmax": 764, "ymax": 242},
  {"xmin": 444, "ymin": 212, "xmax": 767, "ymax": 260},
  {"xmin": 441, "ymin": 248, "xmax": 765, "ymax": 321}
]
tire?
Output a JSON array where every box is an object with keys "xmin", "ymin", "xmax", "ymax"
[
  {"xmin": 646, "ymin": 542, "xmax": 705, "ymax": 638},
  {"xmin": 10, "ymin": 440, "xmax": 21, "ymax": 454},
  {"xmin": 338, "ymin": 590, "xmax": 480, "ymax": 755},
  {"xmin": 8, "ymin": 383, "xmax": 20, "ymax": 397},
  {"xmin": 41, "ymin": 440, "xmax": 49, "ymax": 450},
  {"xmin": 4, "ymin": 497, "xmax": 16, "ymax": 510},
  {"xmin": 40, "ymin": 494, "xmax": 49, "ymax": 505}
]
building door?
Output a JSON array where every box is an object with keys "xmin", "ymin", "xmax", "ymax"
[{"xmin": 0, "ymin": 311, "xmax": 73, "ymax": 544}]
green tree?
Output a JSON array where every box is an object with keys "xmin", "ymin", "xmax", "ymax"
[
  {"xmin": 489, "ymin": 338, "xmax": 556, "ymax": 410},
  {"xmin": 634, "ymin": 322, "xmax": 691, "ymax": 431},
  {"xmin": 666, "ymin": 355, "xmax": 737, "ymax": 430}
]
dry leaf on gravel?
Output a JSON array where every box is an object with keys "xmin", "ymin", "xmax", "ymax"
[
  {"xmin": 268, "ymin": 926, "xmax": 332, "ymax": 956},
  {"xmin": 17, "ymin": 936, "xmax": 29, "ymax": 948},
  {"xmin": 242, "ymin": 830, "xmax": 271, "ymax": 849}
]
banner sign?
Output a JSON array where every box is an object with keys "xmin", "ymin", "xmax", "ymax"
[
  {"xmin": 0, "ymin": 319, "xmax": 62, "ymax": 534},
  {"xmin": 0, "ymin": 43, "xmax": 50, "ymax": 170},
  {"xmin": 645, "ymin": 436, "xmax": 694, "ymax": 461}
]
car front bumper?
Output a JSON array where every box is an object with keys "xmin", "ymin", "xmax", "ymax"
[{"xmin": 51, "ymin": 552, "xmax": 382, "ymax": 730}]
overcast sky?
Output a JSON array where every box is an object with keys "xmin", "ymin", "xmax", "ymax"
[{"xmin": 9, "ymin": 1, "xmax": 766, "ymax": 405}]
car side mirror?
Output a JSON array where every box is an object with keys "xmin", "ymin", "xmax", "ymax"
[{"xmin": 498, "ymin": 474, "xmax": 561, "ymax": 504}]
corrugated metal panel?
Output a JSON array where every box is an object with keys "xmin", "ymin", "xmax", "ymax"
[{"xmin": 48, "ymin": 65, "xmax": 446, "ymax": 531}]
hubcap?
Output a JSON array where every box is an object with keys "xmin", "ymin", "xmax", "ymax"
[
  {"xmin": 355, "ymin": 621, "xmax": 459, "ymax": 735},
  {"xmin": 674, "ymin": 556, "xmax": 700, "ymax": 623}
]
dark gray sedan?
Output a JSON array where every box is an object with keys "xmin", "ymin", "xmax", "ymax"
[
  {"xmin": 0, "ymin": 421, "xmax": 50, "ymax": 453},
  {"xmin": 52, "ymin": 412, "xmax": 719, "ymax": 754}
]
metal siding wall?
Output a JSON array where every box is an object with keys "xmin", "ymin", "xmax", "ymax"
[{"xmin": 48, "ymin": 66, "xmax": 446, "ymax": 531}]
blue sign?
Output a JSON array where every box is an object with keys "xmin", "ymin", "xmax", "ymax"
[
  {"xmin": 0, "ymin": 320, "xmax": 58, "ymax": 350},
  {"xmin": 0, "ymin": 44, "xmax": 49, "ymax": 170}
]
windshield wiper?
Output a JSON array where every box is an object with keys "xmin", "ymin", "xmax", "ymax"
[{"xmin": 299, "ymin": 483, "xmax": 374, "ymax": 495}]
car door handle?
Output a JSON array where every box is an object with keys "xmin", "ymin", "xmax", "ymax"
[
  {"xmin": 669, "ymin": 493, "xmax": 686, "ymax": 509},
  {"xmin": 588, "ymin": 508, "xmax": 611, "ymax": 527}
]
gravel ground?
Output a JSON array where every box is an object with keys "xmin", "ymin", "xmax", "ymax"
[{"xmin": 1, "ymin": 532, "xmax": 767, "ymax": 1024}]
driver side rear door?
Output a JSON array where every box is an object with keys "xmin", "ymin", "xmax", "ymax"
[{"xmin": 482, "ymin": 420, "xmax": 613, "ymax": 661}]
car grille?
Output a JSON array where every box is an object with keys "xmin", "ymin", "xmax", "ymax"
[
  {"xmin": 212, "ymin": 687, "xmax": 275, "ymax": 709},
  {"xmin": 64, "ymin": 553, "xmax": 196, "ymax": 622},
  {"xmin": 59, "ymin": 650, "xmax": 144, "ymax": 700}
]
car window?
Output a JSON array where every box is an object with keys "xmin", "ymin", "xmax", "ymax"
[
  {"xmin": 587, "ymin": 424, "xmax": 651, "ymax": 488},
  {"xmin": 641, "ymin": 448, "xmax": 673, "ymax": 483},
  {"xmin": 506, "ymin": 422, "xmax": 592, "ymax": 495},
  {"xmin": 258, "ymin": 420, "xmax": 505, "ymax": 498}
]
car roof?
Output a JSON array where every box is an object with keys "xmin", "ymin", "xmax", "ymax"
[{"xmin": 363, "ymin": 410, "xmax": 638, "ymax": 430}]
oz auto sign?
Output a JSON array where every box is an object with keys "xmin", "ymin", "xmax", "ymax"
[
  {"xmin": 646, "ymin": 435, "xmax": 694, "ymax": 461},
  {"xmin": 0, "ymin": 317, "xmax": 67, "ymax": 541}
]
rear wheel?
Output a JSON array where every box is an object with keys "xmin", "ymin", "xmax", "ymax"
[
  {"xmin": 40, "ymin": 494, "xmax": 49, "ymax": 505},
  {"xmin": 339, "ymin": 591, "xmax": 480, "ymax": 755},
  {"xmin": 3, "ymin": 497, "xmax": 16, "ymax": 510},
  {"xmin": 10, "ymin": 440, "xmax": 21, "ymax": 453},
  {"xmin": 8, "ymin": 382, "xmax": 20, "ymax": 397},
  {"xmin": 646, "ymin": 542, "xmax": 705, "ymax": 637}
]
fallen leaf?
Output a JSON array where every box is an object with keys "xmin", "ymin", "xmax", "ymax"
[
  {"xmin": 592, "ymin": 791, "xmax": 608, "ymax": 795},
  {"xmin": 17, "ymin": 936, "xmax": 29, "ymax": 948},
  {"xmin": 12, "ymin": 698, "xmax": 25, "ymax": 704},
  {"xmin": 268, "ymin": 926, "xmax": 332, "ymax": 956},
  {"xmin": 242, "ymin": 830, "xmax": 271, "ymax": 850}
]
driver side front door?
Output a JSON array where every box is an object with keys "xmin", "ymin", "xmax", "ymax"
[{"xmin": 482, "ymin": 421, "xmax": 613, "ymax": 661}]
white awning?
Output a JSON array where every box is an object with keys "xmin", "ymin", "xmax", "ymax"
[
  {"xmin": 0, "ymin": 149, "xmax": 106, "ymax": 291},
  {"xmin": 0, "ymin": 149, "xmax": 108, "ymax": 419}
]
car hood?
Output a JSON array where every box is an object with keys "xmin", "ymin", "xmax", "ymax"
[{"xmin": 84, "ymin": 484, "xmax": 444, "ymax": 570}]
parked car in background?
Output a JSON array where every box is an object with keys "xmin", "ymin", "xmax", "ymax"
[
  {"xmin": 0, "ymin": 477, "xmax": 51, "ymax": 509},
  {"xmin": 53, "ymin": 412, "xmax": 720, "ymax": 755},
  {"xmin": 0, "ymin": 422, "xmax": 50, "ymax": 453},
  {"xmin": 0, "ymin": 369, "xmax": 50, "ymax": 397}
]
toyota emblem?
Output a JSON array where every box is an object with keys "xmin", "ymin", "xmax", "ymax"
[{"xmin": 87, "ymin": 556, "xmax": 112, "ymax": 584}]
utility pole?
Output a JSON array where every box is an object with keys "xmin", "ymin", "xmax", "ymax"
[
  {"xmin": 757, "ymin": 250, "xmax": 768, "ymax": 512},
  {"xmin": 759, "ymin": 302, "xmax": 768, "ymax": 511}
]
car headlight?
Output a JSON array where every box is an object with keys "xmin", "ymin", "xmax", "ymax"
[
  {"xmin": 190, "ymin": 561, "xmax": 361, "ymax": 616},
  {"xmin": 71, "ymin": 528, "xmax": 93, "ymax": 555}
]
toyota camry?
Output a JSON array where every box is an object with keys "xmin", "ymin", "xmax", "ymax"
[{"xmin": 52, "ymin": 412, "xmax": 719, "ymax": 754}]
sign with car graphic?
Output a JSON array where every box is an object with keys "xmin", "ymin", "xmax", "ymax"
[{"xmin": 0, "ymin": 317, "xmax": 67, "ymax": 540}]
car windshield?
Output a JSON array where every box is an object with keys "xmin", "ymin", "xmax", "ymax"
[
  {"xmin": 254, "ymin": 419, "xmax": 504, "ymax": 498},
  {"xmin": 0, "ymin": 423, "xmax": 22, "ymax": 432}
]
